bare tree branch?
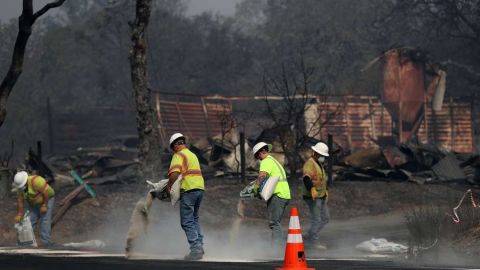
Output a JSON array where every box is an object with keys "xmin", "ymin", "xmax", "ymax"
[
  {"xmin": 33, "ymin": 0, "xmax": 66, "ymax": 22},
  {"xmin": 0, "ymin": 0, "xmax": 66, "ymax": 127}
]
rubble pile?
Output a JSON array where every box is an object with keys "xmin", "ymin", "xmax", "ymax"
[
  {"xmin": 335, "ymin": 141, "xmax": 480, "ymax": 184},
  {"xmin": 48, "ymin": 147, "xmax": 141, "ymax": 185},
  {"xmin": 45, "ymin": 130, "xmax": 259, "ymax": 183}
]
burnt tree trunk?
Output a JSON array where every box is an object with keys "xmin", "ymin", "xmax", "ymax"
[
  {"xmin": 0, "ymin": 0, "xmax": 66, "ymax": 127},
  {"xmin": 130, "ymin": 0, "xmax": 161, "ymax": 179}
]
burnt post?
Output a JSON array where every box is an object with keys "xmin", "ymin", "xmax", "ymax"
[
  {"xmin": 327, "ymin": 134, "xmax": 333, "ymax": 187},
  {"xmin": 46, "ymin": 96, "xmax": 54, "ymax": 153},
  {"xmin": 240, "ymin": 132, "xmax": 246, "ymax": 184},
  {"xmin": 36, "ymin": 141, "xmax": 42, "ymax": 158}
]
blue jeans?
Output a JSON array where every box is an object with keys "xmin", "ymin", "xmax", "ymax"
[
  {"xmin": 28, "ymin": 197, "xmax": 55, "ymax": 245},
  {"xmin": 267, "ymin": 194, "xmax": 289, "ymax": 244},
  {"xmin": 180, "ymin": 190, "xmax": 204, "ymax": 253},
  {"xmin": 304, "ymin": 197, "xmax": 329, "ymax": 241}
]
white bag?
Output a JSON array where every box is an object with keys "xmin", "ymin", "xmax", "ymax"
[
  {"xmin": 146, "ymin": 175, "xmax": 181, "ymax": 206},
  {"xmin": 147, "ymin": 179, "xmax": 168, "ymax": 192},
  {"xmin": 15, "ymin": 211, "xmax": 37, "ymax": 247},
  {"xmin": 355, "ymin": 238, "xmax": 408, "ymax": 254},
  {"xmin": 259, "ymin": 176, "xmax": 279, "ymax": 201}
]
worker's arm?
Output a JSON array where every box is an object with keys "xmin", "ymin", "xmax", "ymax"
[
  {"xmin": 166, "ymin": 153, "xmax": 183, "ymax": 192},
  {"xmin": 303, "ymin": 175, "xmax": 313, "ymax": 190},
  {"xmin": 15, "ymin": 192, "xmax": 24, "ymax": 222},
  {"xmin": 166, "ymin": 172, "xmax": 180, "ymax": 192},
  {"xmin": 16, "ymin": 192, "xmax": 24, "ymax": 216},
  {"xmin": 32, "ymin": 177, "xmax": 50, "ymax": 215},
  {"xmin": 41, "ymin": 185, "xmax": 50, "ymax": 207},
  {"xmin": 257, "ymin": 158, "xmax": 272, "ymax": 185},
  {"xmin": 256, "ymin": 171, "xmax": 267, "ymax": 185},
  {"xmin": 304, "ymin": 175, "xmax": 319, "ymax": 199}
]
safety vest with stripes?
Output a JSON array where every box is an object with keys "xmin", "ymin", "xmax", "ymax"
[
  {"xmin": 302, "ymin": 157, "xmax": 327, "ymax": 197},
  {"xmin": 168, "ymin": 148, "xmax": 205, "ymax": 192},
  {"xmin": 259, "ymin": 155, "xmax": 291, "ymax": 200},
  {"xmin": 22, "ymin": 175, "xmax": 55, "ymax": 206}
]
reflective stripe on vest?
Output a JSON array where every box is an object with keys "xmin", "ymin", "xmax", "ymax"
[
  {"xmin": 176, "ymin": 152, "xmax": 202, "ymax": 176},
  {"xmin": 268, "ymin": 156, "xmax": 287, "ymax": 181},
  {"xmin": 175, "ymin": 149, "xmax": 204, "ymax": 192},
  {"xmin": 29, "ymin": 176, "xmax": 44, "ymax": 201}
]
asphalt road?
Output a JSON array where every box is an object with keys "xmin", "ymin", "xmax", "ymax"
[{"xmin": 1, "ymin": 255, "xmax": 479, "ymax": 270}]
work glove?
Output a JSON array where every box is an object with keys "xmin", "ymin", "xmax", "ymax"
[
  {"xmin": 40, "ymin": 204, "xmax": 48, "ymax": 215},
  {"xmin": 253, "ymin": 183, "xmax": 261, "ymax": 199},
  {"xmin": 14, "ymin": 214, "xmax": 22, "ymax": 223},
  {"xmin": 310, "ymin": 188, "xmax": 320, "ymax": 200},
  {"xmin": 253, "ymin": 183, "xmax": 259, "ymax": 194}
]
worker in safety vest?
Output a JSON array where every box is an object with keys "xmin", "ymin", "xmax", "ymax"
[
  {"xmin": 302, "ymin": 142, "xmax": 330, "ymax": 249},
  {"xmin": 166, "ymin": 133, "xmax": 205, "ymax": 261},
  {"xmin": 252, "ymin": 142, "xmax": 291, "ymax": 245},
  {"xmin": 12, "ymin": 171, "xmax": 55, "ymax": 246}
]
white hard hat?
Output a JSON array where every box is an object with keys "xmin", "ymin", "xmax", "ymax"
[
  {"xmin": 12, "ymin": 171, "xmax": 28, "ymax": 192},
  {"xmin": 252, "ymin": 142, "xmax": 272, "ymax": 155},
  {"xmin": 169, "ymin": 132, "xmax": 185, "ymax": 147},
  {"xmin": 311, "ymin": 142, "xmax": 329, "ymax": 156}
]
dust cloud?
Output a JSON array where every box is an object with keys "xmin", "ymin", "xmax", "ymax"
[{"xmin": 93, "ymin": 194, "xmax": 275, "ymax": 260}]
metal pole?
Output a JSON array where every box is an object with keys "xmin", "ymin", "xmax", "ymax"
[
  {"xmin": 327, "ymin": 134, "xmax": 333, "ymax": 187},
  {"xmin": 240, "ymin": 132, "xmax": 246, "ymax": 184}
]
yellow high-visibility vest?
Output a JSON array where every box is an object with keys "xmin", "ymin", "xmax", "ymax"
[
  {"xmin": 168, "ymin": 148, "xmax": 205, "ymax": 192},
  {"xmin": 259, "ymin": 155, "xmax": 291, "ymax": 200},
  {"xmin": 20, "ymin": 175, "xmax": 55, "ymax": 206}
]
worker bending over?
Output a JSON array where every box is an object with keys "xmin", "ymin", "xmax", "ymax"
[{"xmin": 12, "ymin": 171, "xmax": 55, "ymax": 247}]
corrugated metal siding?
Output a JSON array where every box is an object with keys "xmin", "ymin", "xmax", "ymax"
[
  {"xmin": 158, "ymin": 100, "xmax": 233, "ymax": 141},
  {"xmin": 305, "ymin": 96, "xmax": 474, "ymax": 153},
  {"xmin": 306, "ymin": 97, "xmax": 393, "ymax": 150},
  {"xmin": 417, "ymin": 99, "xmax": 473, "ymax": 153}
]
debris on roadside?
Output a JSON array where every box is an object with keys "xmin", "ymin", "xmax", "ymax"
[
  {"xmin": 334, "ymin": 140, "xmax": 480, "ymax": 185},
  {"xmin": 356, "ymin": 238, "xmax": 408, "ymax": 254},
  {"xmin": 52, "ymin": 171, "xmax": 99, "ymax": 227},
  {"xmin": 63, "ymin": 239, "xmax": 106, "ymax": 249}
]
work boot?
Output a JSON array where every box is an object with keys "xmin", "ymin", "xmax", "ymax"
[
  {"xmin": 184, "ymin": 251, "xmax": 203, "ymax": 261},
  {"xmin": 311, "ymin": 243, "xmax": 327, "ymax": 250},
  {"xmin": 304, "ymin": 239, "xmax": 327, "ymax": 250}
]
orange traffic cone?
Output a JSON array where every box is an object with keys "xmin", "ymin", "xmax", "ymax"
[{"xmin": 276, "ymin": 207, "xmax": 315, "ymax": 270}]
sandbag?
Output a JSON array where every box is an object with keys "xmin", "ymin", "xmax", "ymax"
[
  {"xmin": 15, "ymin": 211, "xmax": 37, "ymax": 247},
  {"xmin": 259, "ymin": 176, "xmax": 279, "ymax": 201},
  {"xmin": 146, "ymin": 175, "xmax": 181, "ymax": 206},
  {"xmin": 356, "ymin": 238, "xmax": 408, "ymax": 254}
]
